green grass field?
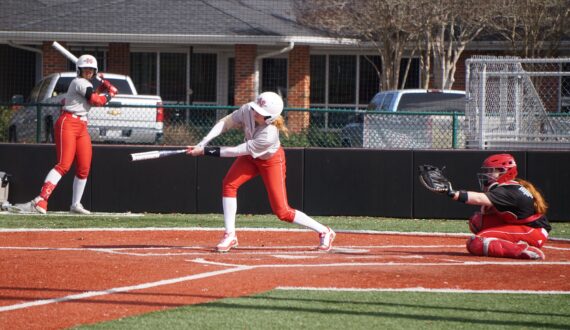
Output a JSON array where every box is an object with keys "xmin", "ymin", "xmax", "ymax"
[
  {"xmin": 2, "ymin": 213, "xmax": 569, "ymax": 329},
  {"xmin": 1, "ymin": 213, "xmax": 569, "ymax": 238}
]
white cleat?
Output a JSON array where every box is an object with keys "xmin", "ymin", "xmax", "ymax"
[
  {"xmin": 318, "ymin": 227, "xmax": 336, "ymax": 251},
  {"xmin": 216, "ymin": 232, "xmax": 238, "ymax": 252},
  {"xmin": 70, "ymin": 203, "xmax": 91, "ymax": 215},
  {"xmin": 9, "ymin": 199, "xmax": 46, "ymax": 214}
]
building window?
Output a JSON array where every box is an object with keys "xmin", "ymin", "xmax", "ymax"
[
  {"xmin": 329, "ymin": 55, "xmax": 356, "ymax": 105},
  {"xmin": 227, "ymin": 58, "xmax": 235, "ymax": 106},
  {"xmin": 360, "ymin": 55, "xmax": 381, "ymax": 106},
  {"xmin": 191, "ymin": 53, "xmax": 217, "ymax": 103},
  {"xmin": 130, "ymin": 52, "xmax": 157, "ymax": 95},
  {"xmin": 160, "ymin": 53, "xmax": 187, "ymax": 103},
  {"xmin": 262, "ymin": 58, "xmax": 288, "ymax": 103},
  {"xmin": 310, "ymin": 55, "xmax": 326, "ymax": 104}
]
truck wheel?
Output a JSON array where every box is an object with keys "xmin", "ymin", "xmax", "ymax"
[{"xmin": 8, "ymin": 125, "xmax": 17, "ymax": 143}]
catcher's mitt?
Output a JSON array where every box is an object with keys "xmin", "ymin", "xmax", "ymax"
[{"xmin": 418, "ymin": 165, "xmax": 452, "ymax": 194}]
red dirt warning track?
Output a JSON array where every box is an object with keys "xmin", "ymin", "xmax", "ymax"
[{"xmin": 0, "ymin": 228, "xmax": 569, "ymax": 329}]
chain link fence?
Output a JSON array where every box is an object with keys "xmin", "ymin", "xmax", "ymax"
[
  {"xmin": 0, "ymin": 102, "xmax": 476, "ymax": 149},
  {"xmin": 466, "ymin": 56, "xmax": 570, "ymax": 150}
]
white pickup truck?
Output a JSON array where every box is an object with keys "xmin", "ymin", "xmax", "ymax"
[{"xmin": 9, "ymin": 72, "xmax": 164, "ymax": 144}]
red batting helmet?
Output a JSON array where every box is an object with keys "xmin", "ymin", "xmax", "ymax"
[{"xmin": 477, "ymin": 153, "xmax": 518, "ymax": 191}]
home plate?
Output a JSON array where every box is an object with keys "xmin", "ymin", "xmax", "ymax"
[{"xmin": 331, "ymin": 248, "xmax": 369, "ymax": 254}]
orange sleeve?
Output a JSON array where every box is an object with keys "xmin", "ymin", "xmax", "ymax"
[{"xmin": 89, "ymin": 93, "xmax": 110, "ymax": 106}]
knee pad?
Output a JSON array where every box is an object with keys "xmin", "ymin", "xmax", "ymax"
[{"xmin": 466, "ymin": 236, "xmax": 496, "ymax": 256}]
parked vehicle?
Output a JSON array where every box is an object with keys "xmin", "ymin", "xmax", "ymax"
[
  {"xmin": 342, "ymin": 89, "xmax": 466, "ymax": 148},
  {"xmin": 8, "ymin": 72, "xmax": 164, "ymax": 144}
]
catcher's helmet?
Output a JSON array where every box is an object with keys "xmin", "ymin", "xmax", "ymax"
[
  {"xmin": 248, "ymin": 92, "xmax": 283, "ymax": 124},
  {"xmin": 76, "ymin": 54, "xmax": 98, "ymax": 76},
  {"xmin": 477, "ymin": 153, "xmax": 517, "ymax": 191}
]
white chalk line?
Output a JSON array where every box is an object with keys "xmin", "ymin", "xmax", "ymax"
[
  {"xmin": 276, "ymin": 286, "xmax": 570, "ymax": 295},
  {"xmin": 1, "ymin": 246, "xmax": 569, "ymax": 313},
  {"xmin": 189, "ymin": 258, "xmax": 570, "ymax": 268},
  {"xmin": 1, "ymin": 227, "xmax": 568, "ymax": 243},
  {"xmin": 0, "ymin": 211, "xmax": 143, "ymax": 217},
  {"xmin": 0, "ymin": 265, "xmax": 252, "ymax": 313}
]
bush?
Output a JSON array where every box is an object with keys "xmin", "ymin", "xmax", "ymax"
[{"xmin": 0, "ymin": 106, "xmax": 13, "ymax": 142}]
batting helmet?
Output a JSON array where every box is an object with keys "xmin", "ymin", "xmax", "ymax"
[
  {"xmin": 248, "ymin": 92, "xmax": 284, "ymax": 124},
  {"xmin": 477, "ymin": 153, "xmax": 518, "ymax": 191},
  {"xmin": 76, "ymin": 54, "xmax": 98, "ymax": 76}
]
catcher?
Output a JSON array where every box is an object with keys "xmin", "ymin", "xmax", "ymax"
[{"xmin": 418, "ymin": 153, "xmax": 550, "ymax": 260}]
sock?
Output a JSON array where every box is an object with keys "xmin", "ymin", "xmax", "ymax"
[
  {"xmin": 72, "ymin": 177, "xmax": 87, "ymax": 206},
  {"xmin": 222, "ymin": 197, "xmax": 237, "ymax": 233},
  {"xmin": 293, "ymin": 210, "xmax": 327, "ymax": 233},
  {"xmin": 38, "ymin": 169, "xmax": 62, "ymax": 201}
]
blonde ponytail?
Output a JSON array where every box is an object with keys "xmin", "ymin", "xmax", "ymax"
[
  {"xmin": 516, "ymin": 178, "xmax": 548, "ymax": 215},
  {"xmin": 273, "ymin": 115, "xmax": 289, "ymax": 138}
]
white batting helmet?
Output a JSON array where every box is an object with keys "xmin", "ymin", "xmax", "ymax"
[
  {"xmin": 249, "ymin": 92, "xmax": 284, "ymax": 124},
  {"xmin": 76, "ymin": 54, "xmax": 98, "ymax": 76}
]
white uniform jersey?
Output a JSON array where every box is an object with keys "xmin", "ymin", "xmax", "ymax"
[
  {"xmin": 231, "ymin": 104, "xmax": 280, "ymax": 159},
  {"xmin": 62, "ymin": 77, "xmax": 93, "ymax": 116}
]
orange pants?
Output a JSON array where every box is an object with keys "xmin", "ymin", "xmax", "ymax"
[
  {"xmin": 54, "ymin": 112, "xmax": 92, "ymax": 179},
  {"xmin": 222, "ymin": 147, "xmax": 295, "ymax": 222}
]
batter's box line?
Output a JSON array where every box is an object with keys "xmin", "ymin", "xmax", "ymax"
[{"xmin": 189, "ymin": 258, "xmax": 570, "ymax": 268}]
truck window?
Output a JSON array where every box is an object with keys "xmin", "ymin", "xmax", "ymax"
[
  {"xmin": 28, "ymin": 79, "xmax": 47, "ymax": 102},
  {"xmin": 37, "ymin": 76, "xmax": 56, "ymax": 102},
  {"xmin": 53, "ymin": 77, "xmax": 74, "ymax": 97},
  {"xmin": 369, "ymin": 93, "xmax": 394, "ymax": 111},
  {"xmin": 397, "ymin": 93, "xmax": 465, "ymax": 112}
]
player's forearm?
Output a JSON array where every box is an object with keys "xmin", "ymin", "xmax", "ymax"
[
  {"xmin": 204, "ymin": 144, "xmax": 248, "ymax": 157},
  {"xmin": 197, "ymin": 114, "xmax": 234, "ymax": 147},
  {"xmin": 450, "ymin": 191, "xmax": 492, "ymax": 206}
]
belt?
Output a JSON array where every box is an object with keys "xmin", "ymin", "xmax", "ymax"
[{"xmin": 61, "ymin": 110, "xmax": 87, "ymax": 121}]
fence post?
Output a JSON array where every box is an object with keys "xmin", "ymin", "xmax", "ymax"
[
  {"xmin": 452, "ymin": 112, "xmax": 458, "ymax": 149},
  {"xmin": 36, "ymin": 104, "xmax": 42, "ymax": 143}
]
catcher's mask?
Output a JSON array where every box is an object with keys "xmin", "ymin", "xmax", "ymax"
[{"xmin": 477, "ymin": 153, "xmax": 517, "ymax": 191}]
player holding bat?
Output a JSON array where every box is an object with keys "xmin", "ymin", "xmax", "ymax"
[
  {"xmin": 418, "ymin": 154, "xmax": 551, "ymax": 260},
  {"xmin": 187, "ymin": 91, "xmax": 336, "ymax": 252},
  {"xmin": 14, "ymin": 55, "xmax": 117, "ymax": 214}
]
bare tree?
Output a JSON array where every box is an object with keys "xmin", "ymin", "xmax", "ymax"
[
  {"xmin": 490, "ymin": 0, "xmax": 570, "ymax": 57},
  {"xmin": 294, "ymin": 0, "xmax": 422, "ymax": 91},
  {"xmin": 418, "ymin": 0, "xmax": 502, "ymax": 89}
]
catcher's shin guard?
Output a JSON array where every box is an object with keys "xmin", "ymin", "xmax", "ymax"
[{"xmin": 466, "ymin": 236, "xmax": 528, "ymax": 259}]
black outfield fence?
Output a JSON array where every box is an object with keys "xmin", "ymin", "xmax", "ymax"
[{"xmin": 1, "ymin": 143, "xmax": 568, "ymax": 221}]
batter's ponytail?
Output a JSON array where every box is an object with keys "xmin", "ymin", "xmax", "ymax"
[
  {"xmin": 273, "ymin": 115, "xmax": 289, "ymax": 138},
  {"xmin": 516, "ymin": 178, "xmax": 548, "ymax": 215}
]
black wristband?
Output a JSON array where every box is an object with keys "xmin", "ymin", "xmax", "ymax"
[
  {"xmin": 457, "ymin": 190, "xmax": 468, "ymax": 203},
  {"xmin": 204, "ymin": 146, "xmax": 220, "ymax": 157}
]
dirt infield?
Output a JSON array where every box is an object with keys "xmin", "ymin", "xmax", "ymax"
[{"xmin": 1, "ymin": 228, "xmax": 569, "ymax": 329}]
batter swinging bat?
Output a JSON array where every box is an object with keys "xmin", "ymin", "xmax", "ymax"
[
  {"xmin": 52, "ymin": 41, "xmax": 102, "ymax": 81},
  {"xmin": 130, "ymin": 149, "xmax": 187, "ymax": 161}
]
